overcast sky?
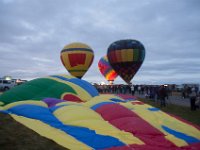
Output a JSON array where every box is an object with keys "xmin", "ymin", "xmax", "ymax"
[{"xmin": 0, "ymin": 0, "xmax": 200, "ymax": 85}]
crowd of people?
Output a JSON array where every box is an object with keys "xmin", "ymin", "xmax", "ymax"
[
  {"xmin": 94, "ymin": 84, "xmax": 170, "ymax": 107},
  {"xmin": 94, "ymin": 84, "xmax": 200, "ymax": 110}
]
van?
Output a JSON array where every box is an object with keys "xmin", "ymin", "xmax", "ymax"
[{"xmin": 0, "ymin": 79, "xmax": 16, "ymax": 91}]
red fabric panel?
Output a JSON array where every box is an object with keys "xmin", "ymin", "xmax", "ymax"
[
  {"xmin": 106, "ymin": 145, "xmax": 132, "ymax": 150},
  {"xmin": 68, "ymin": 53, "xmax": 86, "ymax": 67},
  {"xmin": 111, "ymin": 117, "xmax": 163, "ymax": 136},
  {"xmin": 63, "ymin": 94, "xmax": 83, "ymax": 102},
  {"xmin": 109, "ymin": 51, "xmax": 117, "ymax": 63},
  {"xmin": 95, "ymin": 103, "xmax": 177, "ymax": 149},
  {"xmin": 129, "ymin": 144, "xmax": 176, "ymax": 150},
  {"xmin": 96, "ymin": 104, "xmax": 138, "ymax": 121},
  {"xmin": 182, "ymin": 142, "xmax": 200, "ymax": 150},
  {"xmin": 131, "ymin": 135, "xmax": 176, "ymax": 149},
  {"xmin": 107, "ymin": 144, "xmax": 179, "ymax": 150},
  {"xmin": 132, "ymin": 101, "xmax": 144, "ymax": 105}
]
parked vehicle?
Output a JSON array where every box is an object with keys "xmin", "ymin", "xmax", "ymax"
[{"xmin": 0, "ymin": 79, "xmax": 16, "ymax": 91}]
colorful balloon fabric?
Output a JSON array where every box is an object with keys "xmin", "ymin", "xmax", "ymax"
[
  {"xmin": 98, "ymin": 55, "xmax": 118, "ymax": 82},
  {"xmin": 107, "ymin": 39, "xmax": 145, "ymax": 83},
  {"xmin": 60, "ymin": 42, "xmax": 94, "ymax": 78},
  {"xmin": 0, "ymin": 74, "xmax": 99, "ymax": 105},
  {"xmin": 0, "ymin": 75, "xmax": 200, "ymax": 149}
]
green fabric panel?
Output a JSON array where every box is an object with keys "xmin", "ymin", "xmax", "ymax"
[
  {"xmin": 0, "ymin": 78, "xmax": 76, "ymax": 105},
  {"xmin": 133, "ymin": 49, "xmax": 139, "ymax": 61},
  {"xmin": 140, "ymin": 50, "xmax": 145, "ymax": 61}
]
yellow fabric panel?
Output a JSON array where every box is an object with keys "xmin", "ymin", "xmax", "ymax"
[
  {"xmin": 93, "ymin": 94, "xmax": 124, "ymax": 101},
  {"xmin": 122, "ymin": 102, "xmax": 200, "ymax": 147},
  {"xmin": 56, "ymin": 101, "xmax": 83, "ymax": 106},
  {"xmin": 115, "ymin": 50, "xmax": 121, "ymax": 63},
  {"xmin": 2, "ymin": 100, "xmax": 47, "ymax": 110},
  {"xmin": 70, "ymin": 72, "xmax": 83, "ymax": 78},
  {"xmin": 59, "ymin": 74, "xmax": 75, "ymax": 79},
  {"xmin": 67, "ymin": 119, "xmax": 143, "ymax": 145},
  {"xmin": 84, "ymin": 52, "xmax": 94, "ymax": 67},
  {"xmin": 124, "ymin": 49, "xmax": 133, "ymax": 62},
  {"xmin": 120, "ymin": 102, "xmax": 135, "ymax": 109},
  {"xmin": 61, "ymin": 52, "xmax": 71, "ymax": 69},
  {"xmin": 84, "ymin": 94, "xmax": 121, "ymax": 107},
  {"xmin": 54, "ymin": 105, "xmax": 104, "ymax": 123},
  {"xmin": 11, "ymin": 114, "xmax": 91, "ymax": 150},
  {"xmin": 121, "ymin": 100, "xmax": 141, "ymax": 109},
  {"xmin": 0, "ymin": 106, "xmax": 3, "ymax": 110},
  {"xmin": 45, "ymin": 77, "xmax": 91, "ymax": 102},
  {"xmin": 53, "ymin": 105, "xmax": 144, "ymax": 145},
  {"xmin": 0, "ymin": 101, "xmax": 4, "ymax": 106},
  {"xmin": 133, "ymin": 104, "xmax": 200, "ymax": 140},
  {"xmin": 121, "ymin": 49, "xmax": 133, "ymax": 62},
  {"xmin": 63, "ymin": 42, "xmax": 92, "ymax": 49}
]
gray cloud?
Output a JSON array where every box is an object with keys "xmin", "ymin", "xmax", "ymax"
[{"xmin": 0, "ymin": 0, "xmax": 200, "ymax": 84}]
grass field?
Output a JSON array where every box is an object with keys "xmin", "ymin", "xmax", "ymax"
[
  {"xmin": 139, "ymin": 98, "xmax": 200, "ymax": 126},
  {"xmin": 0, "ymin": 113, "xmax": 67, "ymax": 150}
]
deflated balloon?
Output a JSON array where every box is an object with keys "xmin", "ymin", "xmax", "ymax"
[
  {"xmin": 60, "ymin": 42, "xmax": 94, "ymax": 78},
  {"xmin": 107, "ymin": 39, "xmax": 145, "ymax": 83},
  {"xmin": 1, "ymin": 75, "xmax": 200, "ymax": 149},
  {"xmin": 98, "ymin": 56, "xmax": 118, "ymax": 82}
]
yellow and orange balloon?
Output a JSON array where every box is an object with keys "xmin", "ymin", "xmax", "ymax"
[{"xmin": 60, "ymin": 42, "xmax": 94, "ymax": 78}]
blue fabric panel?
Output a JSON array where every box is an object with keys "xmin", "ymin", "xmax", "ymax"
[
  {"xmin": 162, "ymin": 125, "xmax": 200, "ymax": 144},
  {"xmin": 148, "ymin": 108, "xmax": 160, "ymax": 111},
  {"xmin": 7, "ymin": 104, "xmax": 125, "ymax": 149},
  {"xmin": 110, "ymin": 98, "xmax": 125, "ymax": 103},
  {"xmin": 69, "ymin": 78, "xmax": 99, "ymax": 97},
  {"xmin": 7, "ymin": 104, "xmax": 60, "ymax": 123},
  {"xmin": 125, "ymin": 98, "xmax": 136, "ymax": 101},
  {"xmin": 51, "ymin": 75, "xmax": 99, "ymax": 97},
  {"xmin": 91, "ymin": 102, "xmax": 115, "ymax": 110},
  {"xmin": 0, "ymin": 110, "xmax": 9, "ymax": 114},
  {"xmin": 62, "ymin": 48, "xmax": 93, "ymax": 52}
]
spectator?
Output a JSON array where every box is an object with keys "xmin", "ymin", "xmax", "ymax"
[
  {"xmin": 196, "ymin": 92, "xmax": 200, "ymax": 109},
  {"xmin": 189, "ymin": 87, "xmax": 197, "ymax": 111},
  {"xmin": 158, "ymin": 85, "xmax": 167, "ymax": 107},
  {"xmin": 131, "ymin": 84, "xmax": 135, "ymax": 95}
]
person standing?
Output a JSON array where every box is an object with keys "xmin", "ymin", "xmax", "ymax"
[
  {"xmin": 131, "ymin": 84, "xmax": 135, "ymax": 95},
  {"xmin": 189, "ymin": 87, "xmax": 197, "ymax": 111},
  {"xmin": 158, "ymin": 85, "xmax": 167, "ymax": 107}
]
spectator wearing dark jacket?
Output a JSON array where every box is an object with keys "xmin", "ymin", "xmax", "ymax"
[{"xmin": 158, "ymin": 85, "xmax": 167, "ymax": 107}]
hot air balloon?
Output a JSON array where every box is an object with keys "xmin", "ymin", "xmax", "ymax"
[
  {"xmin": 60, "ymin": 42, "xmax": 94, "ymax": 79},
  {"xmin": 98, "ymin": 56, "xmax": 118, "ymax": 84},
  {"xmin": 107, "ymin": 39, "xmax": 145, "ymax": 84}
]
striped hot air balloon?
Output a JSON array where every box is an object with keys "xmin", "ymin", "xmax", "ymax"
[
  {"xmin": 60, "ymin": 42, "xmax": 94, "ymax": 78},
  {"xmin": 107, "ymin": 39, "xmax": 145, "ymax": 84},
  {"xmin": 98, "ymin": 55, "xmax": 118, "ymax": 84}
]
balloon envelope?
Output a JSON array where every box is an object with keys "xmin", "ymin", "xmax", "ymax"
[
  {"xmin": 60, "ymin": 42, "xmax": 94, "ymax": 78},
  {"xmin": 98, "ymin": 56, "xmax": 118, "ymax": 82},
  {"xmin": 107, "ymin": 39, "xmax": 145, "ymax": 83}
]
